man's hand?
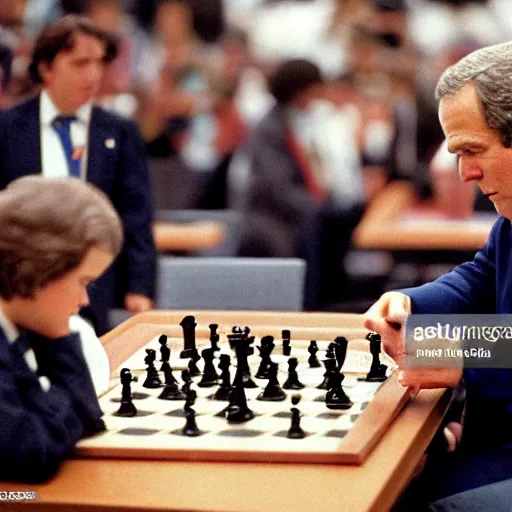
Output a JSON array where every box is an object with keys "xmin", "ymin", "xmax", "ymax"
[
  {"xmin": 397, "ymin": 367, "xmax": 463, "ymax": 398},
  {"xmin": 124, "ymin": 293, "xmax": 154, "ymax": 313},
  {"xmin": 364, "ymin": 291, "xmax": 411, "ymax": 366},
  {"xmin": 364, "ymin": 292, "xmax": 462, "ymax": 396}
]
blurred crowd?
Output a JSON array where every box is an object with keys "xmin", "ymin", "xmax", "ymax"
[{"xmin": 0, "ymin": 0, "xmax": 509, "ymax": 308}]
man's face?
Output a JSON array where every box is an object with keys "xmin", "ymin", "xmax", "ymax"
[
  {"xmin": 21, "ymin": 246, "xmax": 114, "ymax": 339},
  {"xmin": 439, "ymin": 82, "xmax": 512, "ymax": 220},
  {"xmin": 39, "ymin": 31, "xmax": 106, "ymax": 113}
]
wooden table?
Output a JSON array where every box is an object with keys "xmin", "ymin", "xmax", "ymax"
[
  {"xmin": 0, "ymin": 311, "xmax": 450, "ymax": 512},
  {"xmin": 353, "ymin": 181, "xmax": 497, "ymax": 251},
  {"xmin": 152, "ymin": 221, "xmax": 225, "ymax": 253}
]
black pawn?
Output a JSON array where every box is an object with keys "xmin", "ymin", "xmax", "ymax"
[
  {"xmin": 182, "ymin": 389, "xmax": 201, "ymax": 436},
  {"xmin": 159, "ymin": 364, "xmax": 186, "ymax": 400},
  {"xmin": 198, "ymin": 348, "xmax": 219, "ymax": 387},
  {"xmin": 225, "ymin": 384, "xmax": 255, "ymax": 423},
  {"xmin": 287, "ymin": 394, "xmax": 305, "ymax": 439},
  {"xmin": 283, "ymin": 357, "xmax": 305, "ymax": 389},
  {"xmin": 114, "ymin": 368, "xmax": 138, "ymax": 417},
  {"xmin": 143, "ymin": 349, "xmax": 163, "ymax": 388},
  {"xmin": 365, "ymin": 332, "xmax": 388, "ymax": 382},
  {"xmin": 257, "ymin": 362, "xmax": 286, "ymax": 401},
  {"xmin": 325, "ymin": 372, "xmax": 353, "ymax": 410},
  {"xmin": 209, "ymin": 323, "xmax": 220, "ymax": 352},
  {"xmin": 214, "ymin": 354, "xmax": 232, "ymax": 401},
  {"xmin": 317, "ymin": 358, "xmax": 337, "ymax": 390},
  {"xmin": 308, "ymin": 341, "xmax": 321, "ymax": 368},
  {"xmin": 255, "ymin": 335, "xmax": 275, "ymax": 379},
  {"xmin": 282, "ymin": 329, "xmax": 291, "ymax": 356},
  {"xmin": 159, "ymin": 334, "xmax": 170, "ymax": 364}
]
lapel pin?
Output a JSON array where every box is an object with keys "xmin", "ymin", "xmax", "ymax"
[{"xmin": 105, "ymin": 138, "xmax": 116, "ymax": 149}]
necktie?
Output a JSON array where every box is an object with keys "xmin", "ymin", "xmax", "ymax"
[{"xmin": 52, "ymin": 115, "xmax": 82, "ymax": 178}]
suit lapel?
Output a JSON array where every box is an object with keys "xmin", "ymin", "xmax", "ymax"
[
  {"xmin": 10, "ymin": 97, "xmax": 42, "ymax": 180},
  {"xmin": 86, "ymin": 107, "xmax": 109, "ymax": 186}
]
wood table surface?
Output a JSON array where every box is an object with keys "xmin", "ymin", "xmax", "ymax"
[{"xmin": 353, "ymin": 181, "xmax": 496, "ymax": 251}]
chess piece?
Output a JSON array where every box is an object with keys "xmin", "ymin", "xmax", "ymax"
[
  {"xmin": 209, "ymin": 323, "xmax": 220, "ymax": 352},
  {"xmin": 308, "ymin": 340, "xmax": 321, "ymax": 368},
  {"xmin": 181, "ymin": 368, "xmax": 193, "ymax": 395},
  {"xmin": 283, "ymin": 357, "xmax": 305, "ymax": 389},
  {"xmin": 159, "ymin": 364, "xmax": 186, "ymax": 400},
  {"xmin": 287, "ymin": 394, "xmax": 305, "ymax": 439},
  {"xmin": 231, "ymin": 332, "xmax": 257, "ymax": 388},
  {"xmin": 188, "ymin": 350, "xmax": 201, "ymax": 377},
  {"xmin": 282, "ymin": 329, "xmax": 291, "ymax": 356},
  {"xmin": 326, "ymin": 343, "xmax": 337, "ymax": 367},
  {"xmin": 257, "ymin": 362, "xmax": 286, "ymax": 401},
  {"xmin": 333, "ymin": 336, "xmax": 348, "ymax": 371},
  {"xmin": 325, "ymin": 372, "xmax": 353, "ymax": 410},
  {"xmin": 159, "ymin": 334, "xmax": 170, "ymax": 363},
  {"xmin": 317, "ymin": 357, "xmax": 337, "ymax": 390},
  {"xmin": 180, "ymin": 315, "xmax": 199, "ymax": 362},
  {"xmin": 365, "ymin": 332, "xmax": 388, "ymax": 382},
  {"xmin": 214, "ymin": 354, "xmax": 232, "ymax": 400},
  {"xmin": 255, "ymin": 335, "xmax": 275, "ymax": 379},
  {"xmin": 114, "ymin": 368, "xmax": 138, "ymax": 417},
  {"xmin": 225, "ymin": 381, "xmax": 255, "ymax": 423},
  {"xmin": 182, "ymin": 389, "xmax": 201, "ymax": 436},
  {"xmin": 198, "ymin": 348, "xmax": 219, "ymax": 387},
  {"xmin": 143, "ymin": 349, "xmax": 163, "ymax": 388}
]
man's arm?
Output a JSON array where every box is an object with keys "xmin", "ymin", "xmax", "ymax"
[{"xmin": 115, "ymin": 119, "xmax": 157, "ymax": 306}]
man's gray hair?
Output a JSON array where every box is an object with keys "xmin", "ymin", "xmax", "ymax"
[{"xmin": 435, "ymin": 41, "xmax": 512, "ymax": 147}]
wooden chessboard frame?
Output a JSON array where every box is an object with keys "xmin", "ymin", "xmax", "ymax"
[{"xmin": 77, "ymin": 311, "xmax": 412, "ymax": 465}]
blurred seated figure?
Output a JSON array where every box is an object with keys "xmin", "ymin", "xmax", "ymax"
[
  {"xmin": 137, "ymin": 0, "xmax": 245, "ymax": 210},
  {"xmin": 233, "ymin": 59, "xmax": 382, "ymax": 309}
]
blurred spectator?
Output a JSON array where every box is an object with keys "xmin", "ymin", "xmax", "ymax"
[
  {"xmin": 249, "ymin": 0, "xmax": 353, "ymax": 78},
  {"xmin": 137, "ymin": 0, "xmax": 245, "ymax": 209},
  {"xmin": 130, "ymin": 0, "xmax": 225, "ymax": 44},
  {"xmin": 407, "ymin": 0, "xmax": 506, "ymax": 55},
  {"xmin": 234, "ymin": 59, "xmax": 371, "ymax": 308}
]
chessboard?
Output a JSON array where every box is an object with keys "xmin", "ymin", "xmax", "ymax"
[{"xmin": 76, "ymin": 315, "xmax": 411, "ymax": 465}]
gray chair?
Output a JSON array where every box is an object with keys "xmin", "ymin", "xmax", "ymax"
[
  {"xmin": 107, "ymin": 256, "xmax": 306, "ymax": 330},
  {"xmin": 154, "ymin": 209, "xmax": 242, "ymax": 256},
  {"xmin": 155, "ymin": 256, "xmax": 306, "ymax": 311}
]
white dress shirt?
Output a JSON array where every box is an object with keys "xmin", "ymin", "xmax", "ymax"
[
  {"xmin": 39, "ymin": 90, "xmax": 92, "ymax": 179},
  {"xmin": 0, "ymin": 305, "xmax": 51, "ymax": 391}
]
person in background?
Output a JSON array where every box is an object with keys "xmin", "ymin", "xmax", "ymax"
[
  {"xmin": 0, "ymin": 15, "xmax": 156, "ymax": 335},
  {"xmin": 235, "ymin": 59, "xmax": 368, "ymax": 309}
]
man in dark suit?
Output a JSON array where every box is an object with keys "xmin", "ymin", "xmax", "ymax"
[
  {"xmin": 238, "ymin": 59, "xmax": 364, "ymax": 310},
  {"xmin": 0, "ymin": 15, "xmax": 156, "ymax": 335}
]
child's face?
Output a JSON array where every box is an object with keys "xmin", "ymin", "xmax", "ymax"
[{"xmin": 22, "ymin": 246, "xmax": 114, "ymax": 338}]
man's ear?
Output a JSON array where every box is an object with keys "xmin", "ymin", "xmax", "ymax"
[{"xmin": 38, "ymin": 61, "xmax": 51, "ymax": 83}]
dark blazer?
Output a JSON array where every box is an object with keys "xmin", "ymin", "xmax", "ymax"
[
  {"xmin": 405, "ymin": 217, "xmax": 512, "ymax": 451},
  {"xmin": 0, "ymin": 95, "xmax": 157, "ymax": 334},
  {"xmin": 0, "ymin": 328, "xmax": 104, "ymax": 482}
]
